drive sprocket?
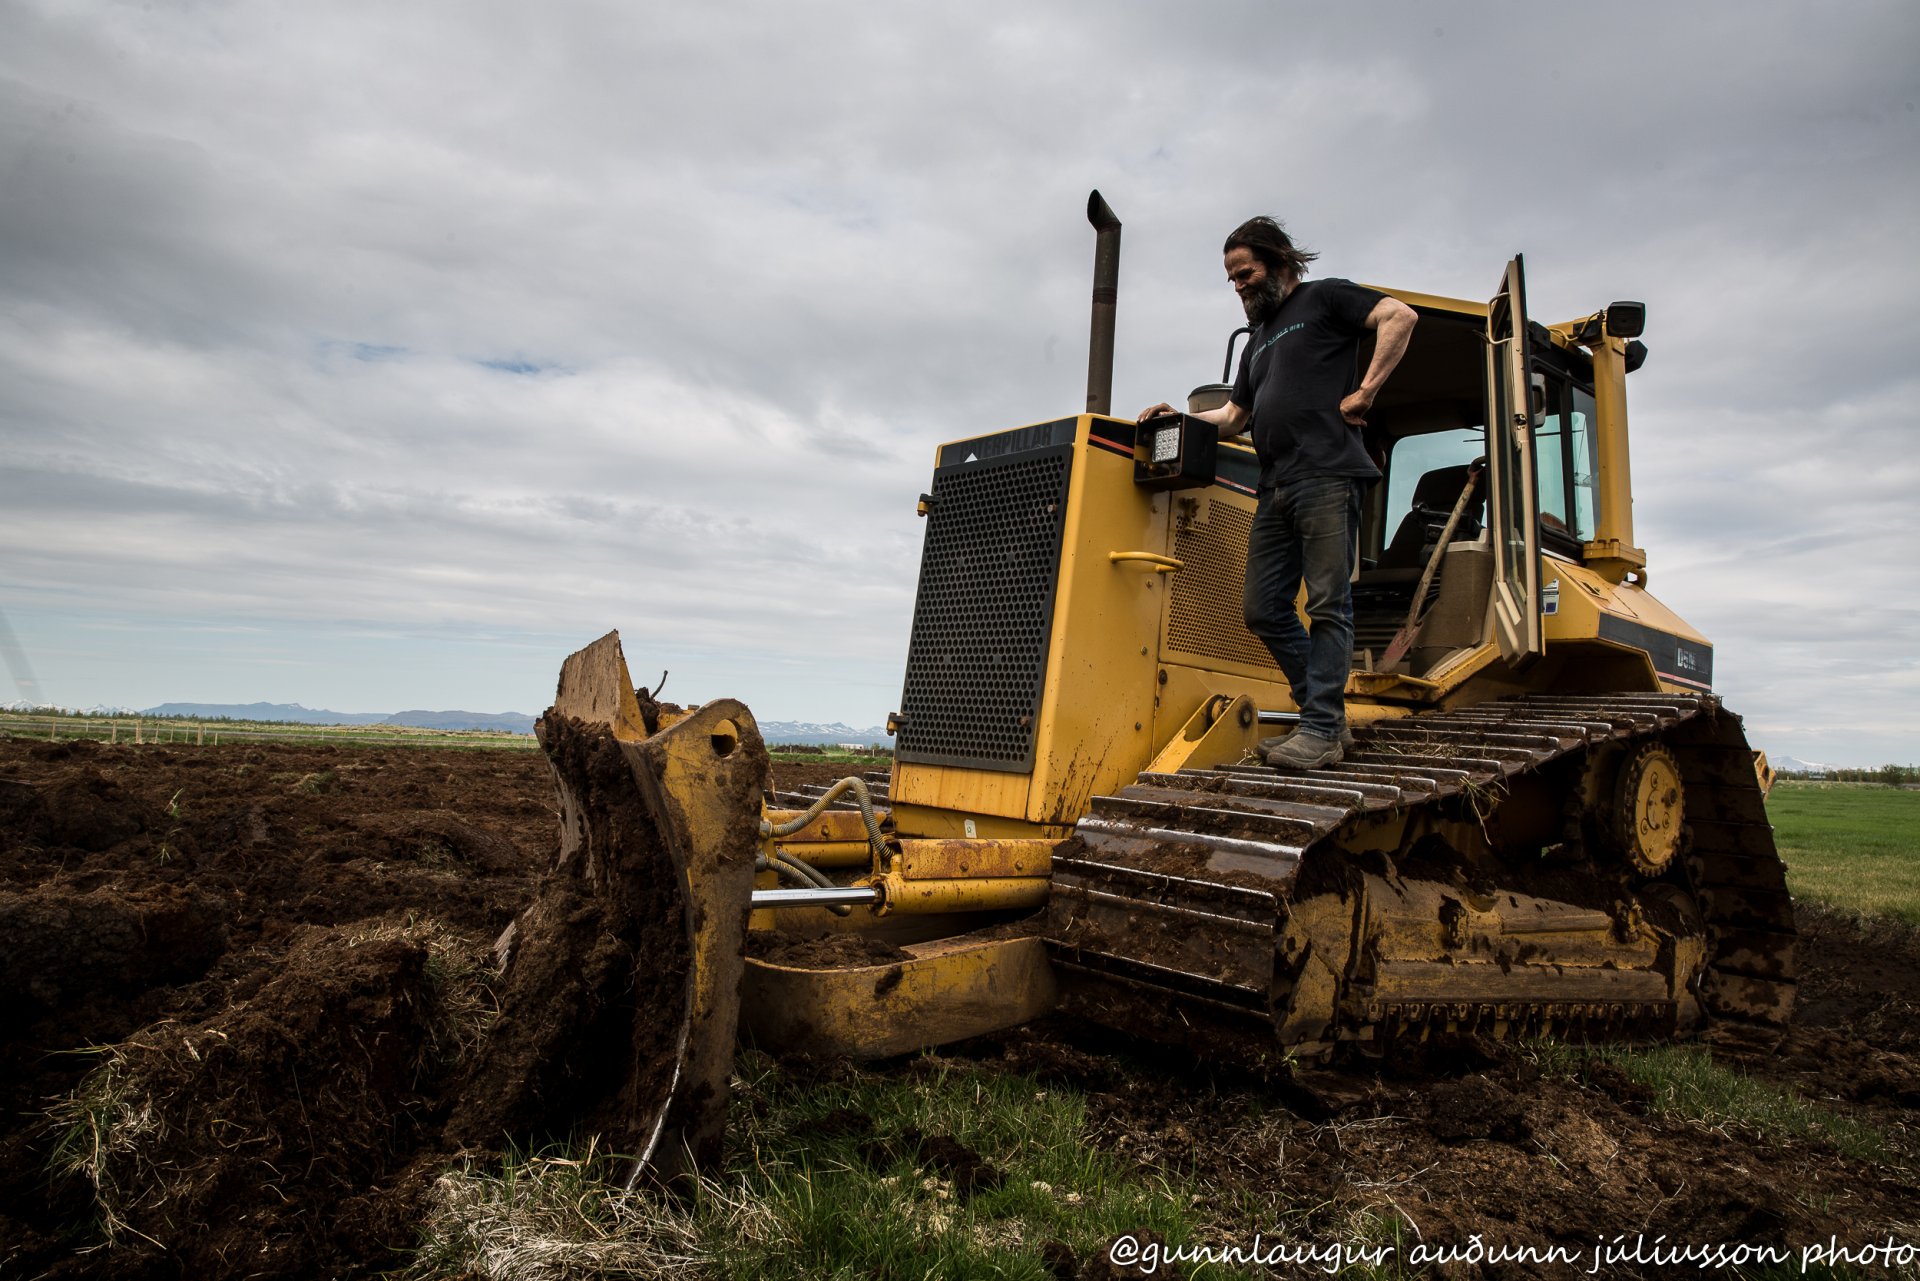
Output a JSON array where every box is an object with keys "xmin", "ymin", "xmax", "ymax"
[{"xmin": 1615, "ymin": 742, "xmax": 1686, "ymax": 876}]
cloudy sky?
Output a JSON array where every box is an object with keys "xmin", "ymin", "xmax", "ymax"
[{"xmin": 2, "ymin": 1, "xmax": 1915, "ymax": 764}]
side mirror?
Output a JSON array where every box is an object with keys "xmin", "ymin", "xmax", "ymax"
[
  {"xmin": 1605, "ymin": 301, "xmax": 1646, "ymax": 339},
  {"xmin": 1187, "ymin": 383, "xmax": 1233, "ymax": 414}
]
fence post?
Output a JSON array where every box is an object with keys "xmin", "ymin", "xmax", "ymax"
[
  {"xmin": 134, "ymin": 721, "xmax": 143, "ymax": 745},
  {"xmin": 111, "ymin": 720, "xmax": 118, "ymax": 744}
]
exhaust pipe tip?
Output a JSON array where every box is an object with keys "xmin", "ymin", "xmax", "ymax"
[
  {"xmin": 1086, "ymin": 190, "xmax": 1121, "ymax": 416},
  {"xmin": 1087, "ymin": 189, "xmax": 1119, "ymax": 231}
]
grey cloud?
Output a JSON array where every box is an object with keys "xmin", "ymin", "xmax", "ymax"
[{"xmin": 1, "ymin": 1, "xmax": 1914, "ymax": 755}]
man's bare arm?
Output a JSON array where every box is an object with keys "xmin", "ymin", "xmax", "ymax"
[
  {"xmin": 1137, "ymin": 399, "xmax": 1250, "ymax": 440},
  {"xmin": 1338, "ymin": 297, "xmax": 1419, "ymax": 426}
]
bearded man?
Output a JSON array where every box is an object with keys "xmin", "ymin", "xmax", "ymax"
[{"xmin": 1138, "ymin": 217, "xmax": 1417, "ymax": 769}]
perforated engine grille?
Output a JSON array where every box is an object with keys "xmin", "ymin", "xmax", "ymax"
[
  {"xmin": 1165, "ymin": 501, "xmax": 1282, "ymax": 671},
  {"xmin": 896, "ymin": 447, "xmax": 1072, "ymax": 772}
]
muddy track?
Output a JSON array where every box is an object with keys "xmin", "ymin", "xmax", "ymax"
[{"xmin": 1046, "ymin": 693, "xmax": 1795, "ymax": 1058}]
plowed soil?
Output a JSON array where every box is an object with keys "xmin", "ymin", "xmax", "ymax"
[{"xmin": 1, "ymin": 736, "xmax": 1916, "ymax": 1279}]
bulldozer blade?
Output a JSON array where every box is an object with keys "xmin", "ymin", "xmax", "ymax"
[{"xmin": 450, "ymin": 632, "xmax": 767, "ymax": 1179}]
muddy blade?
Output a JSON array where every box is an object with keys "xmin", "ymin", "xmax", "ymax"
[{"xmin": 452, "ymin": 632, "xmax": 767, "ymax": 1177}]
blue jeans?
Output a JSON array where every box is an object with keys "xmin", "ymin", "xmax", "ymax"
[{"xmin": 1242, "ymin": 477, "xmax": 1360, "ymax": 739}]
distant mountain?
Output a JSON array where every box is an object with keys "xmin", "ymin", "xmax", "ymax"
[
  {"xmin": 139, "ymin": 702, "xmax": 533, "ymax": 733},
  {"xmin": 143, "ymin": 702, "xmax": 391, "ymax": 725},
  {"xmin": 384, "ymin": 709, "xmax": 536, "ymax": 734},
  {"xmin": 1772, "ymin": 755, "xmax": 1834, "ymax": 774},
  {"xmin": 757, "ymin": 721, "xmax": 891, "ymax": 747}
]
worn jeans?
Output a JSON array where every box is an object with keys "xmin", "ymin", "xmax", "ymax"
[{"xmin": 1242, "ymin": 476, "xmax": 1360, "ymax": 740}]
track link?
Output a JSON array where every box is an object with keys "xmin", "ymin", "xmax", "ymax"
[{"xmin": 1046, "ymin": 693, "xmax": 1794, "ymax": 1057}]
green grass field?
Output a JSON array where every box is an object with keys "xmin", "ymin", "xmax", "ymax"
[
  {"xmin": 1767, "ymin": 781, "xmax": 1920, "ymax": 925},
  {"xmin": 0, "ymin": 710, "xmax": 541, "ymax": 751},
  {"xmin": 407, "ymin": 1051, "xmax": 1258, "ymax": 1281}
]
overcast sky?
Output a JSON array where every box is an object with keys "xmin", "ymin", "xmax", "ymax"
[{"xmin": 3, "ymin": 1, "xmax": 1915, "ymax": 764}]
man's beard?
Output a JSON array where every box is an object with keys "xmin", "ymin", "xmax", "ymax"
[{"xmin": 1242, "ymin": 273, "xmax": 1285, "ymax": 323}]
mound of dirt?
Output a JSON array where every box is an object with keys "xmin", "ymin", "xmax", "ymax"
[
  {"xmin": 57, "ymin": 924, "xmax": 451, "ymax": 1279},
  {"xmin": 347, "ymin": 808, "xmax": 527, "ymax": 874},
  {"xmin": 0, "ymin": 736, "xmax": 551, "ymax": 1280},
  {"xmin": 444, "ymin": 881, "xmax": 677, "ymax": 1150},
  {"xmin": 1793, "ymin": 901, "xmax": 1920, "ymax": 1055},
  {"xmin": 1421, "ymin": 1073, "xmax": 1528, "ymax": 1142},
  {"xmin": 0, "ymin": 883, "xmax": 226, "ymax": 1024}
]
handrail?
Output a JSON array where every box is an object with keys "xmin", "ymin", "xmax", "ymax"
[{"xmin": 1108, "ymin": 551, "xmax": 1183, "ymax": 573}]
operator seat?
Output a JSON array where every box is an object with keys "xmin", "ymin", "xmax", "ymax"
[
  {"xmin": 1352, "ymin": 462, "xmax": 1488, "ymax": 658},
  {"xmin": 1376, "ymin": 463, "xmax": 1486, "ymax": 572}
]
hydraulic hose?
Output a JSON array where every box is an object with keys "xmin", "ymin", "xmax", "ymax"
[
  {"xmin": 754, "ymin": 849, "xmax": 853, "ymax": 916},
  {"xmin": 761, "ymin": 775, "xmax": 888, "ymax": 863},
  {"xmin": 758, "ymin": 775, "xmax": 889, "ymax": 917},
  {"xmin": 758, "ymin": 850, "xmax": 834, "ymax": 889}
]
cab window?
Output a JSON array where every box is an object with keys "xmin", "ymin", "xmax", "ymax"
[{"xmin": 1532, "ymin": 368, "xmax": 1598, "ymax": 551}]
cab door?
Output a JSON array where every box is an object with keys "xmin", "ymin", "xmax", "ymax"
[{"xmin": 1485, "ymin": 254, "xmax": 1544, "ymax": 666}]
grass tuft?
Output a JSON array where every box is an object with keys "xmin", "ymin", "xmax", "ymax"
[
  {"xmin": 44, "ymin": 1046, "xmax": 162, "ymax": 1245},
  {"xmin": 341, "ymin": 917, "xmax": 499, "ymax": 1074},
  {"xmin": 408, "ymin": 1141, "xmax": 711, "ymax": 1280},
  {"xmin": 1527, "ymin": 1040, "xmax": 1887, "ymax": 1161},
  {"xmin": 409, "ymin": 1049, "xmax": 1255, "ymax": 1281}
]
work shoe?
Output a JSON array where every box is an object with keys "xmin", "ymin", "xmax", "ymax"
[
  {"xmin": 1257, "ymin": 726, "xmax": 1356, "ymax": 756},
  {"xmin": 1264, "ymin": 730, "xmax": 1345, "ymax": 771}
]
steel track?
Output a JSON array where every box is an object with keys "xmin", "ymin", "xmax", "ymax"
[{"xmin": 1047, "ymin": 692, "xmax": 1795, "ymax": 1054}]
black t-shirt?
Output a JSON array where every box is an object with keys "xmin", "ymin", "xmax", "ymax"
[{"xmin": 1230, "ymin": 277, "xmax": 1384, "ymax": 489}]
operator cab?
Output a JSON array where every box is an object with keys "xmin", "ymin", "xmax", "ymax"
[{"xmin": 1341, "ymin": 267, "xmax": 1642, "ymax": 677}]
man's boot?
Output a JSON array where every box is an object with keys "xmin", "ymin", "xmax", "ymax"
[
  {"xmin": 1258, "ymin": 725, "xmax": 1355, "ymax": 758},
  {"xmin": 1264, "ymin": 729, "xmax": 1345, "ymax": 771}
]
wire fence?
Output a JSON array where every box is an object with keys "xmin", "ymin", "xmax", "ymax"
[
  {"xmin": 0, "ymin": 713, "xmax": 894, "ymax": 760},
  {"xmin": 0, "ymin": 713, "xmax": 540, "ymax": 751}
]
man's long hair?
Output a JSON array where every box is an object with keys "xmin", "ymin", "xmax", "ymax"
[{"xmin": 1224, "ymin": 216, "xmax": 1318, "ymax": 282}]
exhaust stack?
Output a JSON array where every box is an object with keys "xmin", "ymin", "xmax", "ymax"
[{"xmin": 1085, "ymin": 190, "xmax": 1121, "ymax": 416}]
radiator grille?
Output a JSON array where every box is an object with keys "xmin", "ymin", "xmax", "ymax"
[
  {"xmin": 896, "ymin": 447, "xmax": 1073, "ymax": 771},
  {"xmin": 1165, "ymin": 501, "xmax": 1281, "ymax": 672}
]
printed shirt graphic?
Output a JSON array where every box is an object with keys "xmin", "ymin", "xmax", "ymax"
[{"xmin": 1230, "ymin": 277, "xmax": 1385, "ymax": 489}]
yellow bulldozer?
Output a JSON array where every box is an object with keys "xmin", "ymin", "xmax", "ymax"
[{"xmin": 507, "ymin": 193, "xmax": 1792, "ymax": 1177}]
